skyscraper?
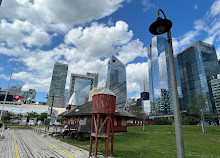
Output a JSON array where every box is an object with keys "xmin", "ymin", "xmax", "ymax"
[
  {"xmin": 69, "ymin": 73, "xmax": 98, "ymax": 105},
  {"xmin": 176, "ymin": 41, "xmax": 220, "ymax": 112},
  {"xmin": 22, "ymin": 89, "xmax": 36, "ymax": 104},
  {"xmin": 47, "ymin": 63, "xmax": 68, "ymax": 108},
  {"xmin": 148, "ymin": 36, "xmax": 173, "ymax": 114},
  {"xmin": 209, "ymin": 74, "xmax": 220, "ymax": 114},
  {"xmin": 9, "ymin": 85, "xmax": 22, "ymax": 95},
  {"xmin": 106, "ymin": 55, "xmax": 127, "ymax": 108}
]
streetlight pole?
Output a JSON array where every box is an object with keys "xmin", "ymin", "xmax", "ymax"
[
  {"xmin": 0, "ymin": 71, "xmax": 13, "ymax": 121},
  {"xmin": 167, "ymin": 30, "xmax": 185, "ymax": 158},
  {"xmin": 149, "ymin": 9, "xmax": 185, "ymax": 158},
  {"xmin": 48, "ymin": 94, "xmax": 55, "ymax": 131}
]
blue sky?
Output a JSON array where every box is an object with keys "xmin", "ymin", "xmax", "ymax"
[{"xmin": 0, "ymin": 0, "xmax": 220, "ymax": 102}]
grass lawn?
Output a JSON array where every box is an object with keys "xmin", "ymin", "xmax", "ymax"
[{"xmin": 55, "ymin": 125, "xmax": 220, "ymax": 158}]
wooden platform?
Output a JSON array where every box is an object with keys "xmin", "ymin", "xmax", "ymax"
[{"xmin": 0, "ymin": 129, "xmax": 89, "ymax": 158}]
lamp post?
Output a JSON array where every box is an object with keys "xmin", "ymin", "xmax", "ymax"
[
  {"xmin": 149, "ymin": 9, "xmax": 185, "ymax": 158},
  {"xmin": 0, "ymin": 71, "xmax": 13, "ymax": 121},
  {"xmin": 47, "ymin": 93, "xmax": 55, "ymax": 131}
]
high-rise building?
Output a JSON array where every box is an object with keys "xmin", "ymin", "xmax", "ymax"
[
  {"xmin": 9, "ymin": 85, "xmax": 22, "ymax": 95},
  {"xmin": 47, "ymin": 63, "xmax": 68, "ymax": 108},
  {"xmin": 69, "ymin": 73, "xmax": 98, "ymax": 105},
  {"xmin": 147, "ymin": 36, "xmax": 173, "ymax": 114},
  {"xmin": 64, "ymin": 89, "xmax": 70, "ymax": 107},
  {"xmin": 176, "ymin": 41, "xmax": 220, "ymax": 112},
  {"xmin": 22, "ymin": 89, "xmax": 36, "ymax": 104},
  {"xmin": 140, "ymin": 79, "xmax": 149, "ymax": 93},
  {"xmin": 106, "ymin": 55, "xmax": 127, "ymax": 108},
  {"xmin": 209, "ymin": 74, "xmax": 220, "ymax": 114}
]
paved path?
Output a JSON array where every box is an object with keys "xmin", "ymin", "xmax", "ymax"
[{"xmin": 0, "ymin": 129, "xmax": 89, "ymax": 158}]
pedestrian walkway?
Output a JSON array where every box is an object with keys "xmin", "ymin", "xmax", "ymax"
[{"xmin": 0, "ymin": 129, "xmax": 89, "ymax": 158}]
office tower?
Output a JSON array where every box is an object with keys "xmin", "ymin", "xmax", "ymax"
[
  {"xmin": 147, "ymin": 36, "xmax": 173, "ymax": 114},
  {"xmin": 22, "ymin": 89, "xmax": 36, "ymax": 104},
  {"xmin": 176, "ymin": 41, "xmax": 220, "ymax": 112},
  {"xmin": 105, "ymin": 55, "xmax": 127, "ymax": 108},
  {"xmin": 69, "ymin": 72, "xmax": 98, "ymax": 105},
  {"xmin": 9, "ymin": 85, "xmax": 22, "ymax": 95},
  {"xmin": 140, "ymin": 79, "xmax": 149, "ymax": 93},
  {"xmin": 47, "ymin": 63, "xmax": 68, "ymax": 108},
  {"xmin": 87, "ymin": 73, "xmax": 98, "ymax": 88},
  {"xmin": 64, "ymin": 89, "xmax": 70, "ymax": 107},
  {"xmin": 210, "ymin": 74, "xmax": 220, "ymax": 114}
]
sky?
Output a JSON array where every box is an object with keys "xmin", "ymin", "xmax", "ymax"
[{"xmin": 0, "ymin": 0, "xmax": 220, "ymax": 102}]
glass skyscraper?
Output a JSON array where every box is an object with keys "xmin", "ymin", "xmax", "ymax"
[
  {"xmin": 106, "ymin": 55, "xmax": 127, "ymax": 108},
  {"xmin": 69, "ymin": 73, "xmax": 98, "ymax": 105},
  {"xmin": 148, "ymin": 36, "xmax": 173, "ymax": 114},
  {"xmin": 47, "ymin": 63, "xmax": 68, "ymax": 108},
  {"xmin": 175, "ymin": 41, "xmax": 220, "ymax": 112}
]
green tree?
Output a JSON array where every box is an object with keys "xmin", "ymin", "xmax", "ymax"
[
  {"xmin": 187, "ymin": 95, "xmax": 208, "ymax": 133},
  {"xmin": 37, "ymin": 113, "xmax": 48, "ymax": 121},
  {"xmin": 26, "ymin": 111, "xmax": 39, "ymax": 118}
]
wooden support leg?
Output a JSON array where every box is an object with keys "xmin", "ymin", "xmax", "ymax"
[
  {"xmin": 89, "ymin": 115, "xmax": 95, "ymax": 156},
  {"xmin": 105, "ymin": 116, "xmax": 111, "ymax": 158},
  {"xmin": 110, "ymin": 116, "xmax": 115, "ymax": 156},
  {"xmin": 94, "ymin": 114, "xmax": 100, "ymax": 157}
]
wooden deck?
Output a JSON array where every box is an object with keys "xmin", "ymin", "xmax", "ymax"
[{"xmin": 0, "ymin": 129, "xmax": 89, "ymax": 158}]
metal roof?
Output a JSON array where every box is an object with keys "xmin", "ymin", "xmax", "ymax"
[
  {"xmin": 95, "ymin": 88, "xmax": 116, "ymax": 96},
  {"xmin": 64, "ymin": 101, "xmax": 135, "ymax": 118}
]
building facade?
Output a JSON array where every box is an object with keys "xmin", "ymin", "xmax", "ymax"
[
  {"xmin": 9, "ymin": 85, "xmax": 22, "ymax": 95},
  {"xmin": 47, "ymin": 63, "xmax": 68, "ymax": 108},
  {"xmin": 21, "ymin": 89, "xmax": 36, "ymax": 104},
  {"xmin": 176, "ymin": 41, "xmax": 220, "ymax": 112},
  {"xmin": 69, "ymin": 73, "xmax": 98, "ymax": 105},
  {"xmin": 147, "ymin": 36, "xmax": 173, "ymax": 114},
  {"xmin": 209, "ymin": 74, "xmax": 220, "ymax": 114},
  {"xmin": 105, "ymin": 55, "xmax": 127, "ymax": 108}
]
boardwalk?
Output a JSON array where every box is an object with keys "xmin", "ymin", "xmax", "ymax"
[{"xmin": 0, "ymin": 129, "xmax": 89, "ymax": 158}]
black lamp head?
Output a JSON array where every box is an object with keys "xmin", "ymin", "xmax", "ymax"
[{"xmin": 149, "ymin": 17, "xmax": 172, "ymax": 35}]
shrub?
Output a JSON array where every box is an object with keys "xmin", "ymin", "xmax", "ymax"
[
  {"xmin": 182, "ymin": 114, "xmax": 200, "ymax": 125},
  {"xmin": 154, "ymin": 117, "xmax": 172, "ymax": 125}
]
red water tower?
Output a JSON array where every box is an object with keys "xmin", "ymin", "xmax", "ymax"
[{"xmin": 89, "ymin": 88, "xmax": 116, "ymax": 158}]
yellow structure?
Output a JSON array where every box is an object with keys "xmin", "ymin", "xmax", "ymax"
[{"xmin": 88, "ymin": 87, "xmax": 104, "ymax": 101}]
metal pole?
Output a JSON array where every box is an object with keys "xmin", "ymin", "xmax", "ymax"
[
  {"xmin": 167, "ymin": 30, "xmax": 185, "ymax": 158},
  {"xmin": 48, "ymin": 94, "xmax": 54, "ymax": 131},
  {"xmin": 0, "ymin": 71, "xmax": 13, "ymax": 121}
]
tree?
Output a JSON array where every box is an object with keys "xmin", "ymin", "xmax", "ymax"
[
  {"xmin": 26, "ymin": 111, "xmax": 38, "ymax": 118},
  {"xmin": 37, "ymin": 113, "xmax": 48, "ymax": 121},
  {"xmin": 187, "ymin": 95, "xmax": 208, "ymax": 133}
]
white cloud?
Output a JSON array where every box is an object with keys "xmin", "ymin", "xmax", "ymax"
[
  {"xmin": 126, "ymin": 62, "xmax": 148, "ymax": 94},
  {"xmin": 173, "ymin": 31, "xmax": 199, "ymax": 54},
  {"xmin": 0, "ymin": 21, "xmax": 147, "ymax": 94},
  {"xmin": 142, "ymin": 0, "xmax": 154, "ymax": 12},
  {"xmin": 173, "ymin": 0, "xmax": 220, "ymax": 54},
  {"xmin": 64, "ymin": 21, "xmax": 133, "ymax": 60},
  {"xmin": 0, "ymin": 0, "xmax": 126, "ymax": 31},
  {"xmin": 210, "ymin": 0, "xmax": 220, "ymax": 17},
  {"xmin": 117, "ymin": 39, "xmax": 147, "ymax": 64},
  {"xmin": 0, "ymin": 19, "xmax": 51, "ymax": 47}
]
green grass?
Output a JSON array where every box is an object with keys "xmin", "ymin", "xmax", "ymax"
[{"xmin": 55, "ymin": 125, "xmax": 220, "ymax": 158}]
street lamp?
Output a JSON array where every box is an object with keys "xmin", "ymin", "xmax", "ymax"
[{"xmin": 149, "ymin": 9, "xmax": 185, "ymax": 158}]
